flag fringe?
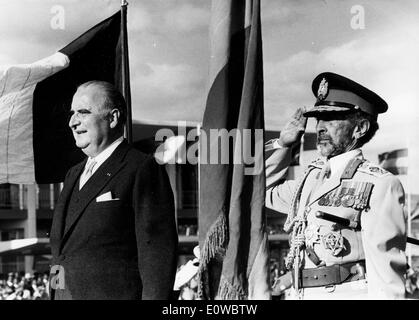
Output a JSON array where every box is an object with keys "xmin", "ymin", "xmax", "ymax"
[
  {"xmin": 197, "ymin": 265, "xmax": 209, "ymax": 299},
  {"xmin": 217, "ymin": 275, "xmax": 247, "ymax": 300},
  {"xmin": 197, "ymin": 213, "xmax": 228, "ymax": 299},
  {"xmin": 200, "ymin": 213, "xmax": 228, "ymax": 265}
]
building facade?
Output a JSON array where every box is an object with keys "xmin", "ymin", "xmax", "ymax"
[{"xmin": 0, "ymin": 122, "xmax": 417, "ymax": 282}]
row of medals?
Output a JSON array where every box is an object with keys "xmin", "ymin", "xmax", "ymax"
[{"xmin": 318, "ymin": 180, "xmax": 374, "ymax": 210}]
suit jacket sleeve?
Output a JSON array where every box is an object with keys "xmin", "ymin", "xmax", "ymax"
[
  {"xmin": 265, "ymin": 146, "xmax": 297, "ymax": 214},
  {"xmin": 134, "ymin": 155, "xmax": 178, "ymax": 300},
  {"xmin": 361, "ymin": 174, "xmax": 407, "ymax": 299}
]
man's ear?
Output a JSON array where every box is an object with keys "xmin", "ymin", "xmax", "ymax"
[
  {"xmin": 109, "ymin": 109, "xmax": 120, "ymax": 129},
  {"xmin": 353, "ymin": 119, "xmax": 370, "ymax": 139}
]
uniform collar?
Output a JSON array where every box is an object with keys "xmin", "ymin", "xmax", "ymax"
[{"xmin": 328, "ymin": 149, "xmax": 362, "ymax": 177}]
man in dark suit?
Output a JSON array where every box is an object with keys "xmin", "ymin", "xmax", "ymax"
[{"xmin": 49, "ymin": 80, "xmax": 178, "ymax": 300}]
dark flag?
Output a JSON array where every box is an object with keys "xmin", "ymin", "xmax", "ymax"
[
  {"xmin": 0, "ymin": 10, "xmax": 129, "ymax": 184},
  {"xmin": 197, "ymin": 0, "xmax": 270, "ymax": 299}
]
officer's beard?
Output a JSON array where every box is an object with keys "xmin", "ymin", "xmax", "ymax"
[{"xmin": 317, "ymin": 134, "xmax": 358, "ymax": 159}]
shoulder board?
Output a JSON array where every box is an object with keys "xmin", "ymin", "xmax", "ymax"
[
  {"xmin": 309, "ymin": 158, "xmax": 326, "ymax": 169},
  {"xmin": 341, "ymin": 158, "xmax": 364, "ymax": 179},
  {"xmin": 358, "ymin": 161, "xmax": 391, "ymax": 177}
]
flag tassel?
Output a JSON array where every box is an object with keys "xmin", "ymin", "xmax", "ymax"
[{"xmin": 197, "ymin": 213, "xmax": 227, "ymax": 298}]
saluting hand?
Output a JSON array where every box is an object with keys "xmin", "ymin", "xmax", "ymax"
[{"xmin": 278, "ymin": 107, "xmax": 308, "ymax": 147}]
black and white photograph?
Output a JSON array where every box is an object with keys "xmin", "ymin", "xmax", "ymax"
[{"xmin": 0, "ymin": 0, "xmax": 418, "ymax": 307}]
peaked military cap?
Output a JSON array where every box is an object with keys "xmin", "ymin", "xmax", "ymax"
[{"xmin": 303, "ymin": 72, "xmax": 388, "ymax": 117}]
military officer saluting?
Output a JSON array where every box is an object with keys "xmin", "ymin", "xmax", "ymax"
[{"xmin": 266, "ymin": 72, "xmax": 407, "ymax": 299}]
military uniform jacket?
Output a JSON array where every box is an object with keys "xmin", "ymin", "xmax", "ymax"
[{"xmin": 265, "ymin": 146, "xmax": 407, "ymax": 299}]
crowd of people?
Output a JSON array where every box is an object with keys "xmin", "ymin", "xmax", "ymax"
[
  {"xmin": 178, "ymin": 275, "xmax": 199, "ymax": 300},
  {"xmin": 0, "ymin": 272, "xmax": 49, "ymax": 300},
  {"xmin": 0, "ymin": 264, "xmax": 417, "ymax": 300}
]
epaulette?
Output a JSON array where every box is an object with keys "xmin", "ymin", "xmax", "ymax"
[
  {"xmin": 357, "ymin": 161, "xmax": 391, "ymax": 177},
  {"xmin": 341, "ymin": 158, "xmax": 364, "ymax": 179},
  {"xmin": 309, "ymin": 157, "xmax": 326, "ymax": 169}
]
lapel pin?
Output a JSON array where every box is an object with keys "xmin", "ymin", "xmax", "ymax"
[{"xmin": 106, "ymin": 173, "xmax": 111, "ymax": 177}]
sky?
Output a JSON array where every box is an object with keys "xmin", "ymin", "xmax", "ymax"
[{"xmin": 1, "ymin": 0, "xmax": 419, "ymax": 164}]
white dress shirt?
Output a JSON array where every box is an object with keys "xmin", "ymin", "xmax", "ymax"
[{"xmin": 79, "ymin": 136, "xmax": 124, "ymax": 189}]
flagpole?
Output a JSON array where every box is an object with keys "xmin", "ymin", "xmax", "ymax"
[
  {"xmin": 197, "ymin": 123, "xmax": 201, "ymax": 242},
  {"xmin": 406, "ymin": 141, "xmax": 412, "ymax": 266},
  {"xmin": 121, "ymin": 0, "xmax": 132, "ymax": 144}
]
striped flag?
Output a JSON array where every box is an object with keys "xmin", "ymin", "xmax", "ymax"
[
  {"xmin": 197, "ymin": 0, "xmax": 270, "ymax": 300},
  {"xmin": 378, "ymin": 148, "xmax": 410, "ymax": 210},
  {"xmin": 379, "ymin": 149, "xmax": 419, "ymax": 246},
  {"xmin": 0, "ymin": 11, "xmax": 126, "ymax": 184},
  {"xmin": 379, "ymin": 148, "xmax": 408, "ymax": 175},
  {"xmin": 411, "ymin": 202, "xmax": 419, "ymax": 220}
]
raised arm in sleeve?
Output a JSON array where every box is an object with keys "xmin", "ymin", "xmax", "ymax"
[{"xmin": 265, "ymin": 145, "xmax": 297, "ymax": 214}]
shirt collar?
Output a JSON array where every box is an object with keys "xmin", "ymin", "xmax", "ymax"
[{"xmin": 87, "ymin": 136, "xmax": 124, "ymax": 173}]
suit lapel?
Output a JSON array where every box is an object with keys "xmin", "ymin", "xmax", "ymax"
[
  {"xmin": 53, "ymin": 161, "xmax": 86, "ymax": 253},
  {"xmin": 61, "ymin": 141, "xmax": 130, "ymax": 240}
]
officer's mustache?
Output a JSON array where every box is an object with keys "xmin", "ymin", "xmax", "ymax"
[{"xmin": 317, "ymin": 133, "xmax": 332, "ymax": 144}]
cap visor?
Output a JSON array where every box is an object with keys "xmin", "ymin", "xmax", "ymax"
[{"xmin": 303, "ymin": 105, "xmax": 352, "ymax": 117}]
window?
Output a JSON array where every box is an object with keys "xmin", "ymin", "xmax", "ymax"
[{"xmin": 0, "ymin": 184, "xmax": 20, "ymax": 209}]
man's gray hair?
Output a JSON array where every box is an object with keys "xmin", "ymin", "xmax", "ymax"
[
  {"xmin": 77, "ymin": 80, "xmax": 127, "ymax": 128},
  {"xmin": 348, "ymin": 111, "xmax": 379, "ymax": 147}
]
